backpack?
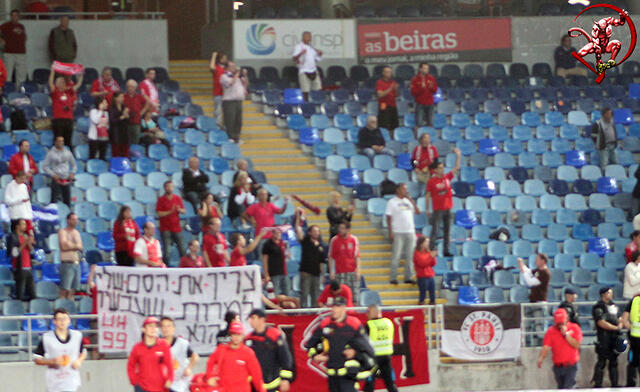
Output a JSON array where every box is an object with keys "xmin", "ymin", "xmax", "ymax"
[{"xmin": 10, "ymin": 109, "xmax": 28, "ymax": 131}]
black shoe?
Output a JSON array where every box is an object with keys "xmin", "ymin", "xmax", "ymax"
[
  {"xmin": 404, "ymin": 279, "xmax": 416, "ymax": 284},
  {"xmin": 443, "ymin": 252, "xmax": 454, "ymax": 257},
  {"xmin": 390, "ymin": 280, "xmax": 398, "ymax": 285}
]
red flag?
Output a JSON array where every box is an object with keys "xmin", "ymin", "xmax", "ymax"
[{"xmin": 292, "ymin": 195, "xmax": 321, "ymax": 215}]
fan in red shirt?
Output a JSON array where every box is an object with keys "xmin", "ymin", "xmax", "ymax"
[
  {"xmin": 626, "ymin": 231, "xmax": 640, "ymax": 263},
  {"xmin": 124, "ymin": 79, "xmax": 149, "ymax": 146},
  {"xmin": 537, "ymin": 308, "xmax": 583, "ymax": 389},
  {"xmin": 91, "ymin": 67, "xmax": 120, "ymax": 104},
  {"xmin": 0, "ymin": 57, "xmax": 6, "ymax": 93},
  {"xmin": 242, "ymin": 189, "xmax": 289, "ymax": 239},
  {"xmin": 328, "ymin": 222, "xmax": 361, "ymax": 305},
  {"xmin": 0, "ymin": 10, "xmax": 27, "ymax": 84},
  {"xmin": 229, "ymin": 230, "xmax": 266, "ymax": 267},
  {"xmin": 9, "ymin": 140, "xmax": 38, "ymax": 189},
  {"xmin": 375, "ymin": 66, "xmax": 399, "ymax": 131},
  {"xmin": 410, "ymin": 63, "xmax": 438, "ymax": 127},
  {"xmin": 411, "ymin": 133, "xmax": 439, "ymax": 184},
  {"xmin": 156, "ymin": 181, "xmax": 187, "ymax": 265},
  {"xmin": 413, "ymin": 236, "xmax": 437, "ymax": 305},
  {"xmin": 48, "ymin": 63, "xmax": 82, "ymax": 149},
  {"xmin": 112, "ymin": 206, "xmax": 140, "ymax": 267},
  {"xmin": 202, "ymin": 217, "xmax": 229, "ymax": 268},
  {"xmin": 140, "ymin": 68, "xmax": 159, "ymax": 113},
  {"xmin": 426, "ymin": 148, "xmax": 461, "ymax": 257},
  {"xmin": 179, "ymin": 239, "xmax": 206, "ymax": 268},
  {"xmin": 209, "ymin": 51, "xmax": 228, "ymax": 128},
  {"xmin": 317, "ymin": 280, "xmax": 354, "ymax": 307},
  {"xmin": 127, "ymin": 317, "xmax": 174, "ymax": 392},
  {"xmin": 206, "ymin": 322, "xmax": 266, "ymax": 392}
]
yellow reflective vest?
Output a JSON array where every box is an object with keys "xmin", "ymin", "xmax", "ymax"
[{"xmin": 366, "ymin": 318, "xmax": 394, "ymax": 356}]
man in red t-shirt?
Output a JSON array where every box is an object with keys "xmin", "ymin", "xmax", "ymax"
[
  {"xmin": 203, "ymin": 217, "xmax": 229, "ymax": 268},
  {"xmin": 124, "ymin": 79, "xmax": 149, "ymax": 146},
  {"xmin": 410, "ymin": 63, "xmax": 438, "ymax": 128},
  {"xmin": 426, "ymin": 148, "xmax": 461, "ymax": 257},
  {"xmin": 11, "ymin": 218, "xmax": 36, "ymax": 300},
  {"xmin": 0, "ymin": 10, "xmax": 27, "ymax": 84},
  {"xmin": 156, "ymin": 181, "xmax": 186, "ymax": 265},
  {"xmin": 209, "ymin": 51, "xmax": 228, "ymax": 128},
  {"xmin": 140, "ymin": 68, "xmax": 159, "ymax": 113},
  {"xmin": 48, "ymin": 64, "xmax": 82, "ymax": 149},
  {"xmin": 317, "ymin": 280, "xmax": 354, "ymax": 307},
  {"xmin": 375, "ymin": 66, "xmax": 399, "ymax": 131},
  {"xmin": 243, "ymin": 189, "xmax": 288, "ymax": 239},
  {"xmin": 91, "ymin": 67, "xmax": 120, "ymax": 104},
  {"xmin": 626, "ymin": 231, "xmax": 640, "ymax": 264},
  {"xmin": 411, "ymin": 133, "xmax": 439, "ymax": 183},
  {"xmin": 329, "ymin": 222, "xmax": 361, "ymax": 305},
  {"xmin": 537, "ymin": 308, "xmax": 583, "ymax": 389}
]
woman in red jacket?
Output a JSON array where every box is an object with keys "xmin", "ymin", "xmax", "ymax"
[
  {"xmin": 113, "ymin": 206, "xmax": 140, "ymax": 267},
  {"xmin": 413, "ymin": 236, "xmax": 437, "ymax": 305}
]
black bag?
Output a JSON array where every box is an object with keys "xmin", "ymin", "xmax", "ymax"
[
  {"xmin": 305, "ymin": 72, "xmax": 317, "ymax": 81},
  {"xmin": 489, "ymin": 227, "xmax": 511, "ymax": 242},
  {"xmin": 10, "ymin": 109, "xmax": 28, "ymax": 131},
  {"xmin": 380, "ymin": 179, "xmax": 397, "ymax": 196}
]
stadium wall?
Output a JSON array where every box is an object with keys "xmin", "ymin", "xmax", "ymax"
[{"xmin": 0, "ymin": 346, "xmax": 627, "ymax": 391}]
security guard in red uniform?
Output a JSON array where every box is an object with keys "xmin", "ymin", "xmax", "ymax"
[
  {"xmin": 246, "ymin": 308, "xmax": 295, "ymax": 392},
  {"xmin": 305, "ymin": 296, "xmax": 376, "ymax": 392}
]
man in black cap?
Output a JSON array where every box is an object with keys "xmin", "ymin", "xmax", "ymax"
[
  {"xmin": 245, "ymin": 308, "xmax": 295, "ymax": 392},
  {"xmin": 592, "ymin": 287, "xmax": 623, "ymax": 388},
  {"xmin": 559, "ymin": 287, "xmax": 579, "ymax": 324}
]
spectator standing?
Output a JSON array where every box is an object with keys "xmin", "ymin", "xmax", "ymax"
[
  {"xmin": 229, "ymin": 231, "xmax": 265, "ymax": 267},
  {"xmin": 317, "ymin": 280, "xmax": 354, "ymax": 307},
  {"xmin": 592, "ymin": 287, "xmax": 622, "ymax": 388},
  {"xmin": 411, "ymin": 133, "xmax": 438, "ymax": 183},
  {"xmin": 363, "ymin": 305, "xmax": 398, "ymax": 392},
  {"xmin": 198, "ymin": 193, "xmax": 222, "ymax": 226},
  {"xmin": 113, "ymin": 206, "xmax": 140, "ymax": 267},
  {"xmin": 179, "ymin": 239, "xmax": 205, "ymax": 268},
  {"xmin": 42, "ymin": 136, "xmax": 77, "ymax": 206},
  {"xmin": 357, "ymin": 115, "xmax": 391, "ymax": 161},
  {"xmin": 414, "ymin": 237, "xmax": 437, "ymax": 305},
  {"xmin": 9, "ymin": 140, "xmax": 38, "ymax": 189},
  {"xmin": 220, "ymin": 61, "xmax": 249, "ymax": 143},
  {"xmin": 91, "ymin": 67, "xmax": 120, "ymax": 104},
  {"xmin": 228, "ymin": 171, "xmax": 255, "ymax": 224},
  {"xmin": 292, "ymin": 31, "xmax": 323, "ymax": 101},
  {"xmin": 123, "ymin": 79, "xmax": 148, "ymax": 146},
  {"xmin": 139, "ymin": 110, "xmax": 170, "ymax": 151},
  {"xmin": 386, "ymin": 183, "xmax": 419, "ymax": 285},
  {"xmin": 58, "ymin": 213, "xmax": 83, "ymax": 300},
  {"xmin": 88, "ymin": 97, "xmax": 109, "ymax": 160},
  {"xmin": 0, "ymin": 10, "xmax": 27, "ymax": 84},
  {"xmin": 592, "ymin": 107, "xmax": 618, "ymax": 168},
  {"xmin": 10, "ymin": 218, "xmax": 35, "ymax": 300},
  {"xmin": 48, "ymin": 16, "xmax": 77, "ymax": 63},
  {"xmin": 262, "ymin": 229, "xmax": 290, "ymax": 296},
  {"xmin": 243, "ymin": 189, "xmax": 289, "ymax": 239},
  {"xmin": 626, "ymin": 231, "xmax": 640, "ymax": 264},
  {"xmin": 633, "ymin": 165, "xmax": 640, "ymax": 219},
  {"xmin": 216, "ymin": 311, "xmax": 240, "ymax": 346},
  {"xmin": 624, "ymin": 250, "xmax": 640, "ymax": 299},
  {"xmin": 33, "ymin": 309, "xmax": 87, "ymax": 392},
  {"xmin": 295, "ymin": 209, "xmax": 326, "ymax": 308},
  {"xmin": 160, "ymin": 317, "xmax": 199, "ymax": 392},
  {"xmin": 622, "ymin": 292, "xmax": 640, "ymax": 386},
  {"xmin": 156, "ymin": 181, "xmax": 186, "ymax": 265},
  {"xmin": 425, "ymin": 148, "xmax": 461, "ymax": 257},
  {"xmin": 329, "ymin": 222, "xmax": 361, "ymax": 305},
  {"xmin": 133, "ymin": 222, "xmax": 165, "ymax": 268},
  {"xmin": 5, "ymin": 171, "xmax": 33, "ymax": 233},
  {"xmin": 0, "ymin": 56, "xmax": 6, "ymax": 95},
  {"xmin": 555, "ymin": 34, "xmax": 588, "ymax": 78},
  {"xmin": 140, "ymin": 68, "xmax": 159, "ymax": 113},
  {"xmin": 518, "ymin": 253, "xmax": 551, "ymax": 302},
  {"xmin": 127, "ymin": 317, "xmax": 174, "ymax": 392},
  {"xmin": 326, "ymin": 191, "xmax": 354, "ymax": 239},
  {"xmin": 376, "ymin": 66, "xmax": 399, "ymax": 131},
  {"xmin": 182, "ymin": 157, "xmax": 210, "ymax": 211},
  {"xmin": 410, "ymin": 63, "xmax": 438, "ymax": 128},
  {"xmin": 202, "ymin": 217, "xmax": 229, "ymax": 268},
  {"xmin": 209, "ymin": 51, "xmax": 228, "ymax": 128},
  {"xmin": 559, "ymin": 287, "xmax": 579, "ymax": 324},
  {"xmin": 109, "ymin": 91, "xmax": 130, "ymax": 157},
  {"xmin": 48, "ymin": 65, "xmax": 82, "ymax": 149},
  {"xmin": 537, "ymin": 308, "xmax": 583, "ymax": 389}
]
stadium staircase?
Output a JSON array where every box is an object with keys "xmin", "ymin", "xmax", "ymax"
[{"xmin": 169, "ymin": 60, "xmax": 442, "ymax": 307}]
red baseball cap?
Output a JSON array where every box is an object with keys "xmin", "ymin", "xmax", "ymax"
[
  {"xmin": 142, "ymin": 316, "xmax": 159, "ymax": 326},
  {"xmin": 228, "ymin": 322, "xmax": 245, "ymax": 335},
  {"xmin": 553, "ymin": 308, "xmax": 568, "ymax": 324}
]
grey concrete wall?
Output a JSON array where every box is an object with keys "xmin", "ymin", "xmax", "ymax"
[{"xmin": 0, "ymin": 347, "xmax": 627, "ymax": 391}]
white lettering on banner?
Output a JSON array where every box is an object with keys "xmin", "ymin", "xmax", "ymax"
[
  {"xmin": 376, "ymin": 32, "xmax": 457, "ymax": 53},
  {"xmin": 96, "ymin": 265, "xmax": 262, "ymax": 354}
]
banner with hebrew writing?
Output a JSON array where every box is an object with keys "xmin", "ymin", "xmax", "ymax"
[{"xmin": 96, "ymin": 265, "xmax": 262, "ymax": 354}]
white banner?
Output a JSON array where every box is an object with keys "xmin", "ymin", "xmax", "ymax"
[
  {"xmin": 96, "ymin": 265, "xmax": 262, "ymax": 354},
  {"xmin": 233, "ymin": 19, "xmax": 356, "ymax": 60}
]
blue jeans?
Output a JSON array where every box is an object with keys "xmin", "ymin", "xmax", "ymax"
[
  {"xmin": 599, "ymin": 143, "xmax": 618, "ymax": 168},
  {"xmin": 60, "ymin": 262, "xmax": 80, "ymax": 291},
  {"xmin": 417, "ymin": 277, "xmax": 435, "ymax": 304},
  {"xmin": 271, "ymin": 274, "xmax": 291, "ymax": 296},
  {"xmin": 552, "ymin": 364, "xmax": 577, "ymax": 389},
  {"xmin": 415, "ymin": 104, "xmax": 434, "ymax": 127}
]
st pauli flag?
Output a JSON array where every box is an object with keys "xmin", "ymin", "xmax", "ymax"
[
  {"xmin": 441, "ymin": 304, "xmax": 521, "ymax": 361},
  {"xmin": 53, "ymin": 61, "xmax": 84, "ymax": 75}
]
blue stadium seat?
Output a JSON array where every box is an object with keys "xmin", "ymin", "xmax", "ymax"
[
  {"xmin": 148, "ymin": 144, "xmax": 170, "ymax": 161},
  {"xmin": 510, "ymin": 286, "xmax": 530, "ymax": 303},
  {"xmin": 326, "ymin": 155, "xmax": 347, "ymax": 173},
  {"xmin": 160, "ymin": 158, "xmax": 181, "ymax": 174},
  {"xmin": 566, "ymin": 194, "xmax": 587, "ymax": 210},
  {"xmin": 581, "ymin": 208, "xmax": 603, "ymax": 226},
  {"xmin": 312, "ymin": 142, "xmax": 332, "ymax": 159},
  {"xmin": 478, "ymin": 138, "xmax": 499, "ymax": 155},
  {"xmin": 524, "ymin": 179, "xmax": 546, "ymax": 197},
  {"xmin": 110, "ymin": 186, "xmax": 132, "ymax": 203},
  {"xmin": 87, "ymin": 159, "xmax": 107, "ymax": 175},
  {"xmin": 597, "ymin": 222, "xmax": 620, "ymax": 240},
  {"xmin": 484, "ymin": 286, "xmax": 506, "ymax": 303},
  {"xmin": 97, "ymin": 232, "xmax": 115, "ymax": 252},
  {"xmin": 588, "ymin": 238, "xmax": 611, "ymax": 256},
  {"xmin": 453, "ymin": 182, "xmax": 472, "ymax": 199},
  {"xmin": 471, "ymin": 225, "xmax": 491, "ymax": 243},
  {"xmin": 333, "ymin": 114, "xmax": 354, "ymax": 130},
  {"xmin": 572, "ymin": 223, "xmax": 594, "ymax": 240},
  {"xmin": 455, "ymin": 210, "xmax": 477, "ymax": 229},
  {"xmin": 555, "ymin": 254, "xmax": 577, "ymax": 272},
  {"xmin": 488, "ymin": 240, "xmax": 508, "ymax": 259},
  {"xmin": 513, "ymin": 240, "xmax": 533, "ymax": 258},
  {"xmin": 532, "ymin": 209, "xmax": 552, "ymax": 226},
  {"xmin": 604, "ymin": 208, "xmax": 626, "ymax": 224},
  {"xmin": 605, "ymin": 165, "xmax": 627, "ymax": 181},
  {"xmin": 560, "ymin": 124, "xmax": 580, "ymax": 140},
  {"xmin": 571, "ymin": 268, "xmax": 593, "ymax": 287},
  {"xmin": 589, "ymin": 193, "xmax": 612, "ymax": 210},
  {"xmin": 517, "ymin": 152, "xmax": 538, "ymax": 169},
  {"xmin": 597, "ymin": 177, "xmax": 619, "ymax": 195},
  {"xmin": 494, "ymin": 270, "xmax": 516, "ymax": 289},
  {"xmin": 373, "ymin": 155, "xmax": 394, "ymax": 171},
  {"xmin": 86, "ymin": 187, "xmax": 108, "ymax": 204},
  {"xmin": 363, "ymin": 169, "xmax": 384, "ymax": 187},
  {"xmin": 614, "ymin": 108, "xmax": 633, "ymax": 125},
  {"xmin": 475, "ymin": 180, "xmax": 497, "ymax": 198},
  {"xmin": 323, "ymin": 128, "xmax": 345, "ymax": 145},
  {"xmin": 500, "ymin": 180, "xmax": 522, "ymax": 197},
  {"xmin": 557, "ymin": 209, "xmax": 579, "ymax": 225},
  {"xmin": 596, "ymin": 267, "xmax": 620, "ymax": 286},
  {"xmin": 109, "ymin": 158, "xmax": 132, "ymax": 176},
  {"xmin": 539, "ymin": 239, "xmax": 559, "ymax": 257},
  {"xmin": 338, "ymin": 169, "xmax": 360, "ymax": 187},
  {"xmin": 490, "ymin": 195, "xmax": 512, "ymax": 212},
  {"xmin": 542, "ymin": 152, "xmax": 562, "ymax": 168},
  {"xmin": 604, "ymin": 253, "xmax": 625, "ymax": 270},
  {"xmin": 568, "ymin": 111, "xmax": 590, "ymax": 126},
  {"xmin": 350, "ymin": 155, "xmax": 371, "ymax": 171},
  {"xmin": 551, "ymin": 138, "xmax": 572, "ymax": 154}
]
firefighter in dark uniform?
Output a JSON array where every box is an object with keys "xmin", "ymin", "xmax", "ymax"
[
  {"xmin": 592, "ymin": 286, "xmax": 622, "ymax": 388},
  {"xmin": 363, "ymin": 305, "xmax": 398, "ymax": 392},
  {"xmin": 246, "ymin": 308, "xmax": 295, "ymax": 392},
  {"xmin": 304, "ymin": 296, "xmax": 376, "ymax": 392}
]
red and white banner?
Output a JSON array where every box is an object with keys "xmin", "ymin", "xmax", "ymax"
[
  {"xmin": 52, "ymin": 61, "xmax": 84, "ymax": 75},
  {"xmin": 267, "ymin": 309, "xmax": 429, "ymax": 392},
  {"xmin": 357, "ymin": 18, "xmax": 512, "ymax": 64}
]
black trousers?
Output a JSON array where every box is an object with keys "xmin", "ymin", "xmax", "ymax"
[
  {"xmin": 328, "ymin": 375, "xmax": 357, "ymax": 392},
  {"xmin": 51, "ymin": 180, "xmax": 71, "ymax": 206},
  {"xmin": 429, "ymin": 209, "xmax": 452, "ymax": 253},
  {"xmin": 627, "ymin": 336, "xmax": 640, "ymax": 386},
  {"xmin": 377, "ymin": 106, "xmax": 398, "ymax": 131},
  {"xmin": 115, "ymin": 251, "xmax": 134, "ymax": 267},
  {"xmin": 14, "ymin": 268, "xmax": 36, "ymax": 300},
  {"xmin": 363, "ymin": 355, "xmax": 398, "ymax": 392},
  {"xmin": 593, "ymin": 345, "xmax": 618, "ymax": 387},
  {"xmin": 222, "ymin": 100, "xmax": 243, "ymax": 142},
  {"xmin": 52, "ymin": 118, "xmax": 74, "ymax": 149},
  {"xmin": 552, "ymin": 364, "xmax": 577, "ymax": 389},
  {"xmin": 89, "ymin": 140, "xmax": 108, "ymax": 160}
]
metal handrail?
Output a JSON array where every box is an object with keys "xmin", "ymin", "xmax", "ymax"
[{"xmin": 3, "ymin": 12, "xmax": 165, "ymax": 20}]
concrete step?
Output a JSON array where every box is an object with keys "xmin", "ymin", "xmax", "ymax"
[
  {"xmin": 264, "ymin": 171, "xmax": 323, "ymax": 179},
  {"xmin": 240, "ymin": 149, "xmax": 303, "ymax": 157},
  {"xmin": 259, "ymin": 164, "xmax": 317, "ymax": 172},
  {"xmin": 252, "ymin": 156, "xmax": 311, "ymax": 164},
  {"xmin": 277, "ymin": 185, "xmax": 336, "ymax": 193},
  {"xmin": 269, "ymin": 178, "xmax": 329, "ymax": 186}
]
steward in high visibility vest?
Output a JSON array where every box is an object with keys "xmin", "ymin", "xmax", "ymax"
[
  {"xmin": 363, "ymin": 305, "xmax": 398, "ymax": 392},
  {"xmin": 622, "ymin": 293, "xmax": 640, "ymax": 387}
]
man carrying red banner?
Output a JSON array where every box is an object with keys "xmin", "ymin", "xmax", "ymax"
[{"xmin": 127, "ymin": 316, "xmax": 174, "ymax": 392}]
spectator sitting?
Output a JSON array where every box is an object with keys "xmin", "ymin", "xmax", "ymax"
[
  {"xmin": 262, "ymin": 229, "xmax": 290, "ymax": 296},
  {"xmin": 113, "ymin": 206, "xmax": 140, "ymax": 267},
  {"xmin": 410, "ymin": 63, "xmax": 438, "ymax": 127},
  {"xmin": 179, "ymin": 239, "xmax": 205, "ymax": 268},
  {"xmin": 624, "ymin": 250, "xmax": 640, "ymax": 299},
  {"xmin": 329, "ymin": 222, "xmax": 361, "ymax": 305},
  {"xmin": 518, "ymin": 253, "xmax": 550, "ymax": 302},
  {"xmin": 376, "ymin": 66, "xmax": 399, "ymax": 131},
  {"xmin": 326, "ymin": 191, "xmax": 354, "ymax": 239},
  {"xmin": 133, "ymin": 222, "xmax": 165, "ymax": 268},
  {"xmin": 9, "ymin": 140, "xmax": 38, "ymax": 189},
  {"xmin": 243, "ymin": 189, "xmax": 289, "ymax": 239},
  {"xmin": 228, "ymin": 171, "xmax": 255, "ymax": 226},
  {"xmin": 123, "ymin": 79, "xmax": 148, "ymax": 146},
  {"xmin": 11, "ymin": 218, "xmax": 36, "ymax": 301},
  {"xmin": 5, "ymin": 171, "xmax": 33, "ymax": 234},
  {"xmin": 233, "ymin": 159, "xmax": 261, "ymax": 193},
  {"xmin": 317, "ymin": 280, "xmax": 354, "ymax": 307},
  {"xmin": 48, "ymin": 63, "xmax": 82, "ymax": 149},
  {"xmin": 91, "ymin": 67, "xmax": 120, "ymax": 104},
  {"xmin": 48, "ymin": 16, "xmax": 77, "ymax": 63},
  {"xmin": 140, "ymin": 110, "xmax": 170, "ymax": 152},
  {"xmin": 109, "ymin": 91, "xmax": 130, "ymax": 158},
  {"xmin": 88, "ymin": 97, "xmax": 110, "ymax": 160},
  {"xmin": 202, "ymin": 217, "xmax": 229, "ymax": 268},
  {"xmin": 156, "ymin": 181, "xmax": 187, "ymax": 265},
  {"xmin": 229, "ymin": 230, "xmax": 266, "ymax": 267},
  {"xmin": 140, "ymin": 68, "xmax": 159, "ymax": 114},
  {"xmin": 414, "ymin": 236, "xmax": 437, "ymax": 305},
  {"xmin": 42, "ymin": 135, "xmax": 77, "ymax": 206},
  {"xmin": 555, "ymin": 34, "xmax": 588, "ymax": 78},
  {"xmin": 182, "ymin": 156, "xmax": 210, "ymax": 211},
  {"xmin": 0, "ymin": 10, "xmax": 27, "ymax": 84},
  {"xmin": 626, "ymin": 231, "xmax": 640, "ymax": 264},
  {"xmin": 58, "ymin": 213, "xmax": 83, "ymax": 300},
  {"xmin": 198, "ymin": 192, "xmax": 222, "ymax": 227},
  {"xmin": 357, "ymin": 115, "xmax": 391, "ymax": 161},
  {"xmin": 592, "ymin": 107, "xmax": 617, "ymax": 168},
  {"xmin": 411, "ymin": 133, "xmax": 438, "ymax": 183}
]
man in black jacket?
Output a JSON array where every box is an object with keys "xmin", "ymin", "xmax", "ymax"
[
  {"xmin": 182, "ymin": 157, "xmax": 209, "ymax": 210},
  {"xmin": 591, "ymin": 107, "xmax": 618, "ymax": 168},
  {"xmin": 358, "ymin": 115, "xmax": 390, "ymax": 162}
]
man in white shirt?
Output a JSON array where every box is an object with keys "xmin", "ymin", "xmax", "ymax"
[
  {"xmin": 133, "ymin": 221, "xmax": 165, "ymax": 267},
  {"xmin": 4, "ymin": 170, "xmax": 33, "ymax": 233},
  {"xmin": 292, "ymin": 31, "xmax": 323, "ymax": 101},
  {"xmin": 220, "ymin": 61, "xmax": 249, "ymax": 143},
  {"xmin": 161, "ymin": 316, "xmax": 199, "ymax": 392},
  {"xmin": 624, "ymin": 250, "xmax": 640, "ymax": 299},
  {"xmin": 385, "ymin": 183, "xmax": 419, "ymax": 284}
]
